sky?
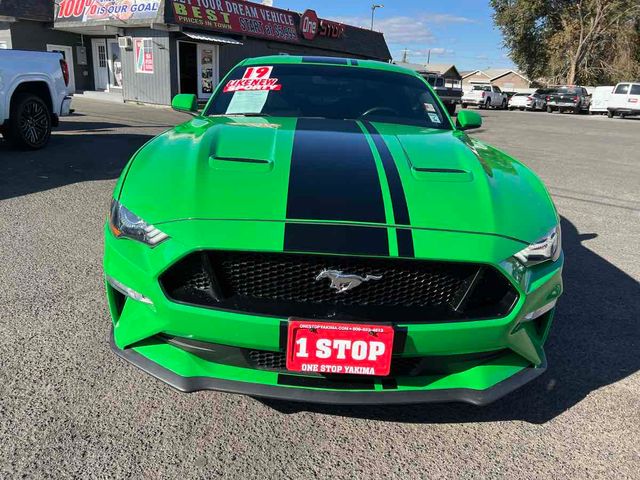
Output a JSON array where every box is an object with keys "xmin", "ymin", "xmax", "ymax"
[{"xmin": 253, "ymin": 0, "xmax": 515, "ymax": 71}]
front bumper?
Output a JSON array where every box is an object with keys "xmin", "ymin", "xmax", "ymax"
[
  {"xmin": 105, "ymin": 220, "xmax": 563, "ymax": 405},
  {"xmin": 110, "ymin": 328, "xmax": 547, "ymax": 405}
]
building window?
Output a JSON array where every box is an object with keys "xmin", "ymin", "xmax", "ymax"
[{"xmin": 97, "ymin": 44, "xmax": 107, "ymax": 68}]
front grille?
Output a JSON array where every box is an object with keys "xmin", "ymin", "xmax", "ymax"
[{"xmin": 160, "ymin": 251, "xmax": 518, "ymax": 322}]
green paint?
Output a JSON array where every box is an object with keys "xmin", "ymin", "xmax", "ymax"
[{"xmin": 104, "ymin": 56, "xmax": 563, "ymax": 401}]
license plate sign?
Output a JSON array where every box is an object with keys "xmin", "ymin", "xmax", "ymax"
[{"xmin": 286, "ymin": 320, "xmax": 394, "ymax": 376}]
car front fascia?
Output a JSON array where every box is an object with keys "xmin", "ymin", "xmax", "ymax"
[{"xmin": 104, "ymin": 217, "xmax": 563, "ymax": 404}]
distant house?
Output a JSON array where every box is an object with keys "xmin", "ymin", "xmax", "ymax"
[
  {"xmin": 462, "ymin": 69, "xmax": 531, "ymax": 91},
  {"xmin": 395, "ymin": 62, "xmax": 462, "ymax": 88}
]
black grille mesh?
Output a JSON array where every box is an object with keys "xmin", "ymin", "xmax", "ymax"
[
  {"xmin": 215, "ymin": 251, "xmax": 472, "ymax": 307},
  {"xmin": 160, "ymin": 251, "xmax": 518, "ymax": 322}
]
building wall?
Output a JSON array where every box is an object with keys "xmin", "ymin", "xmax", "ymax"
[
  {"xmin": 9, "ymin": 20, "xmax": 93, "ymax": 91},
  {"xmin": 462, "ymin": 72, "xmax": 491, "ymax": 90},
  {"xmin": 217, "ymin": 36, "xmax": 373, "ymax": 81},
  {"xmin": 0, "ymin": 22, "xmax": 13, "ymax": 48},
  {"xmin": 491, "ymin": 72, "xmax": 530, "ymax": 91},
  {"xmin": 120, "ymin": 28, "xmax": 172, "ymax": 105}
]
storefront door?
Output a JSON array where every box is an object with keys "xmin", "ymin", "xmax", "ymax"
[
  {"xmin": 46, "ymin": 44, "xmax": 76, "ymax": 93},
  {"xmin": 91, "ymin": 38, "xmax": 108, "ymax": 91},
  {"xmin": 178, "ymin": 41, "xmax": 219, "ymax": 100},
  {"xmin": 106, "ymin": 39, "xmax": 123, "ymax": 90}
]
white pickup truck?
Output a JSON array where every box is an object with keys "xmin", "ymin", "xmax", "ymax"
[
  {"xmin": 461, "ymin": 84, "xmax": 509, "ymax": 110},
  {"xmin": 0, "ymin": 50, "xmax": 72, "ymax": 149}
]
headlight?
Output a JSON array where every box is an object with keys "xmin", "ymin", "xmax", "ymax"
[
  {"xmin": 109, "ymin": 199, "xmax": 168, "ymax": 246},
  {"xmin": 514, "ymin": 226, "xmax": 561, "ymax": 266}
]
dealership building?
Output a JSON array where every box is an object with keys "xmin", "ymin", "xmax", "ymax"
[{"xmin": 43, "ymin": 0, "xmax": 391, "ymax": 105}]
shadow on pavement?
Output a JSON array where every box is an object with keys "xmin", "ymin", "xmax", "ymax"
[
  {"xmin": 0, "ymin": 122, "xmax": 155, "ymax": 200},
  {"xmin": 260, "ymin": 217, "xmax": 640, "ymax": 424}
]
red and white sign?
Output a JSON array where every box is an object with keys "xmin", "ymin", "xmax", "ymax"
[
  {"xmin": 134, "ymin": 38, "xmax": 154, "ymax": 74},
  {"xmin": 286, "ymin": 320, "xmax": 395, "ymax": 376},
  {"xmin": 300, "ymin": 9, "xmax": 319, "ymax": 40},
  {"xmin": 223, "ymin": 66, "xmax": 281, "ymax": 92}
]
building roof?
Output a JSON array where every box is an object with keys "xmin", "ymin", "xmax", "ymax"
[
  {"xmin": 462, "ymin": 68, "xmax": 530, "ymax": 83},
  {"xmin": 0, "ymin": 0, "xmax": 52, "ymax": 22},
  {"xmin": 394, "ymin": 62, "xmax": 461, "ymax": 79}
]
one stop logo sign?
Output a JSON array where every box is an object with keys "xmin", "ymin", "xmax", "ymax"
[{"xmin": 300, "ymin": 9, "xmax": 319, "ymax": 40}]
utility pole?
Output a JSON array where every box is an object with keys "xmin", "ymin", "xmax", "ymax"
[
  {"xmin": 427, "ymin": 49, "xmax": 431, "ymax": 64},
  {"xmin": 371, "ymin": 4, "xmax": 383, "ymax": 30},
  {"xmin": 401, "ymin": 49, "xmax": 409, "ymax": 63}
]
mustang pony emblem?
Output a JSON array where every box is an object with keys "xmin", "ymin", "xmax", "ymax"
[{"xmin": 315, "ymin": 270, "xmax": 383, "ymax": 293}]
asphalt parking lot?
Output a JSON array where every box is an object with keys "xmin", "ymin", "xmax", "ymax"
[{"xmin": 1, "ymin": 99, "xmax": 638, "ymax": 479}]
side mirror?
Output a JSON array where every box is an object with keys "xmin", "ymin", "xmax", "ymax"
[
  {"xmin": 456, "ymin": 110, "xmax": 482, "ymax": 130},
  {"xmin": 171, "ymin": 94, "xmax": 198, "ymax": 115}
]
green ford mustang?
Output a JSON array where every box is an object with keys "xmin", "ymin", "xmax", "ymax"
[{"xmin": 105, "ymin": 56, "xmax": 563, "ymax": 405}]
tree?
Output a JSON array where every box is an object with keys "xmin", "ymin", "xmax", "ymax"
[{"xmin": 491, "ymin": 0, "xmax": 640, "ymax": 85}]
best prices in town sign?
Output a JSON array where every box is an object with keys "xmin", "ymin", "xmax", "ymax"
[
  {"xmin": 172, "ymin": 0, "xmax": 298, "ymax": 42},
  {"xmin": 170, "ymin": 1, "xmax": 345, "ymax": 44},
  {"xmin": 56, "ymin": 0, "xmax": 160, "ymax": 23}
]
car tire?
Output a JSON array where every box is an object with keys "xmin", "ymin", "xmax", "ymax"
[
  {"xmin": 6, "ymin": 93, "xmax": 52, "ymax": 150},
  {"xmin": 619, "ymin": 112, "xmax": 626, "ymax": 119},
  {"xmin": 484, "ymin": 98, "xmax": 491, "ymax": 109},
  {"xmin": 607, "ymin": 110, "xmax": 614, "ymax": 118},
  {"xmin": 547, "ymin": 106, "xmax": 553, "ymax": 113}
]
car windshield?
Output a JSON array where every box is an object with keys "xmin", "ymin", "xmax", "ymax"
[
  {"xmin": 472, "ymin": 85, "xmax": 491, "ymax": 92},
  {"xmin": 205, "ymin": 64, "xmax": 451, "ymax": 129}
]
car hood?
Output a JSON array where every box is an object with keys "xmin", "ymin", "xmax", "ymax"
[{"xmin": 119, "ymin": 116, "xmax": 557, "ymax": 244}]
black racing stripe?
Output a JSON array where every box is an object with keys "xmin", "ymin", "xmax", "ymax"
[
  {"xmin": 362, "ymin": 122, "xmax": 411, "ymax": 225},
  {"xmin": 301, "ymin": 56, "xmax": 349, "ymax": 65},
  {"xmin": 287, "ymin": 118, "xmax": 385, "ymax": 223},
  {"xmin": 284, "ymin": 224, "xmax": 389, "ymax": 256},
  {"xmin": 396, "ymin": 228, "xmax": 415, "ymax": 258}
]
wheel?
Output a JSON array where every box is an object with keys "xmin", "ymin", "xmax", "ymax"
[
  {"xmin": 607, "ymin": 110, "xmax": 614, "ymax": 118},
  {"xmin": 461, "ymin": 103, "xmax": 467, "ymax": 109},
  {"xmin": 6, "ymin": 93, "xmax": 52, "ymax": 149},
  {"xmin": 445, "ymin": 103, "xmax": 456, "ymax": 116},
  {"xmin": 484, "ymin": 98, "xmax": 491, "ymax": 109},
  {"xmin": 547, "ymin": 106, "xmax": 553, "ymax": 113},
  {"xmin": 619, "ymin": 112, "xmax": 626, "ymax": 119}
]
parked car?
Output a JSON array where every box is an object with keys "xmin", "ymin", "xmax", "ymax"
[
  {"xmin": 589, "ymin": 86, "xmax": 615, "ymax": 114},
  {"xmin": 508, "ymin": 93, "xmax": 537, "ymax": 111},
  {"xmin": 0, "ymin": 50, "xmax": 72, "ymax": 149},
  {"xmin": 106, "ymin": 56, "xmax": 563, "ymax": 405},
  {"xmin": 461, "ymin": 84, "xmax": 508, "ymax": 110},
  {"xmin": 546, "ymin": 86, "xmax": 591, "ymax": 114},
  {"xmin": 423, "ymin": 73, "xmax": 462, "ymax": 116},
  {"xmin": 607, "ymin": 82, "xmax": 640, "ymax": 118},
  {"xmin": 533, "ymin": 88, "xmax": 557, "ymax": 110}
]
